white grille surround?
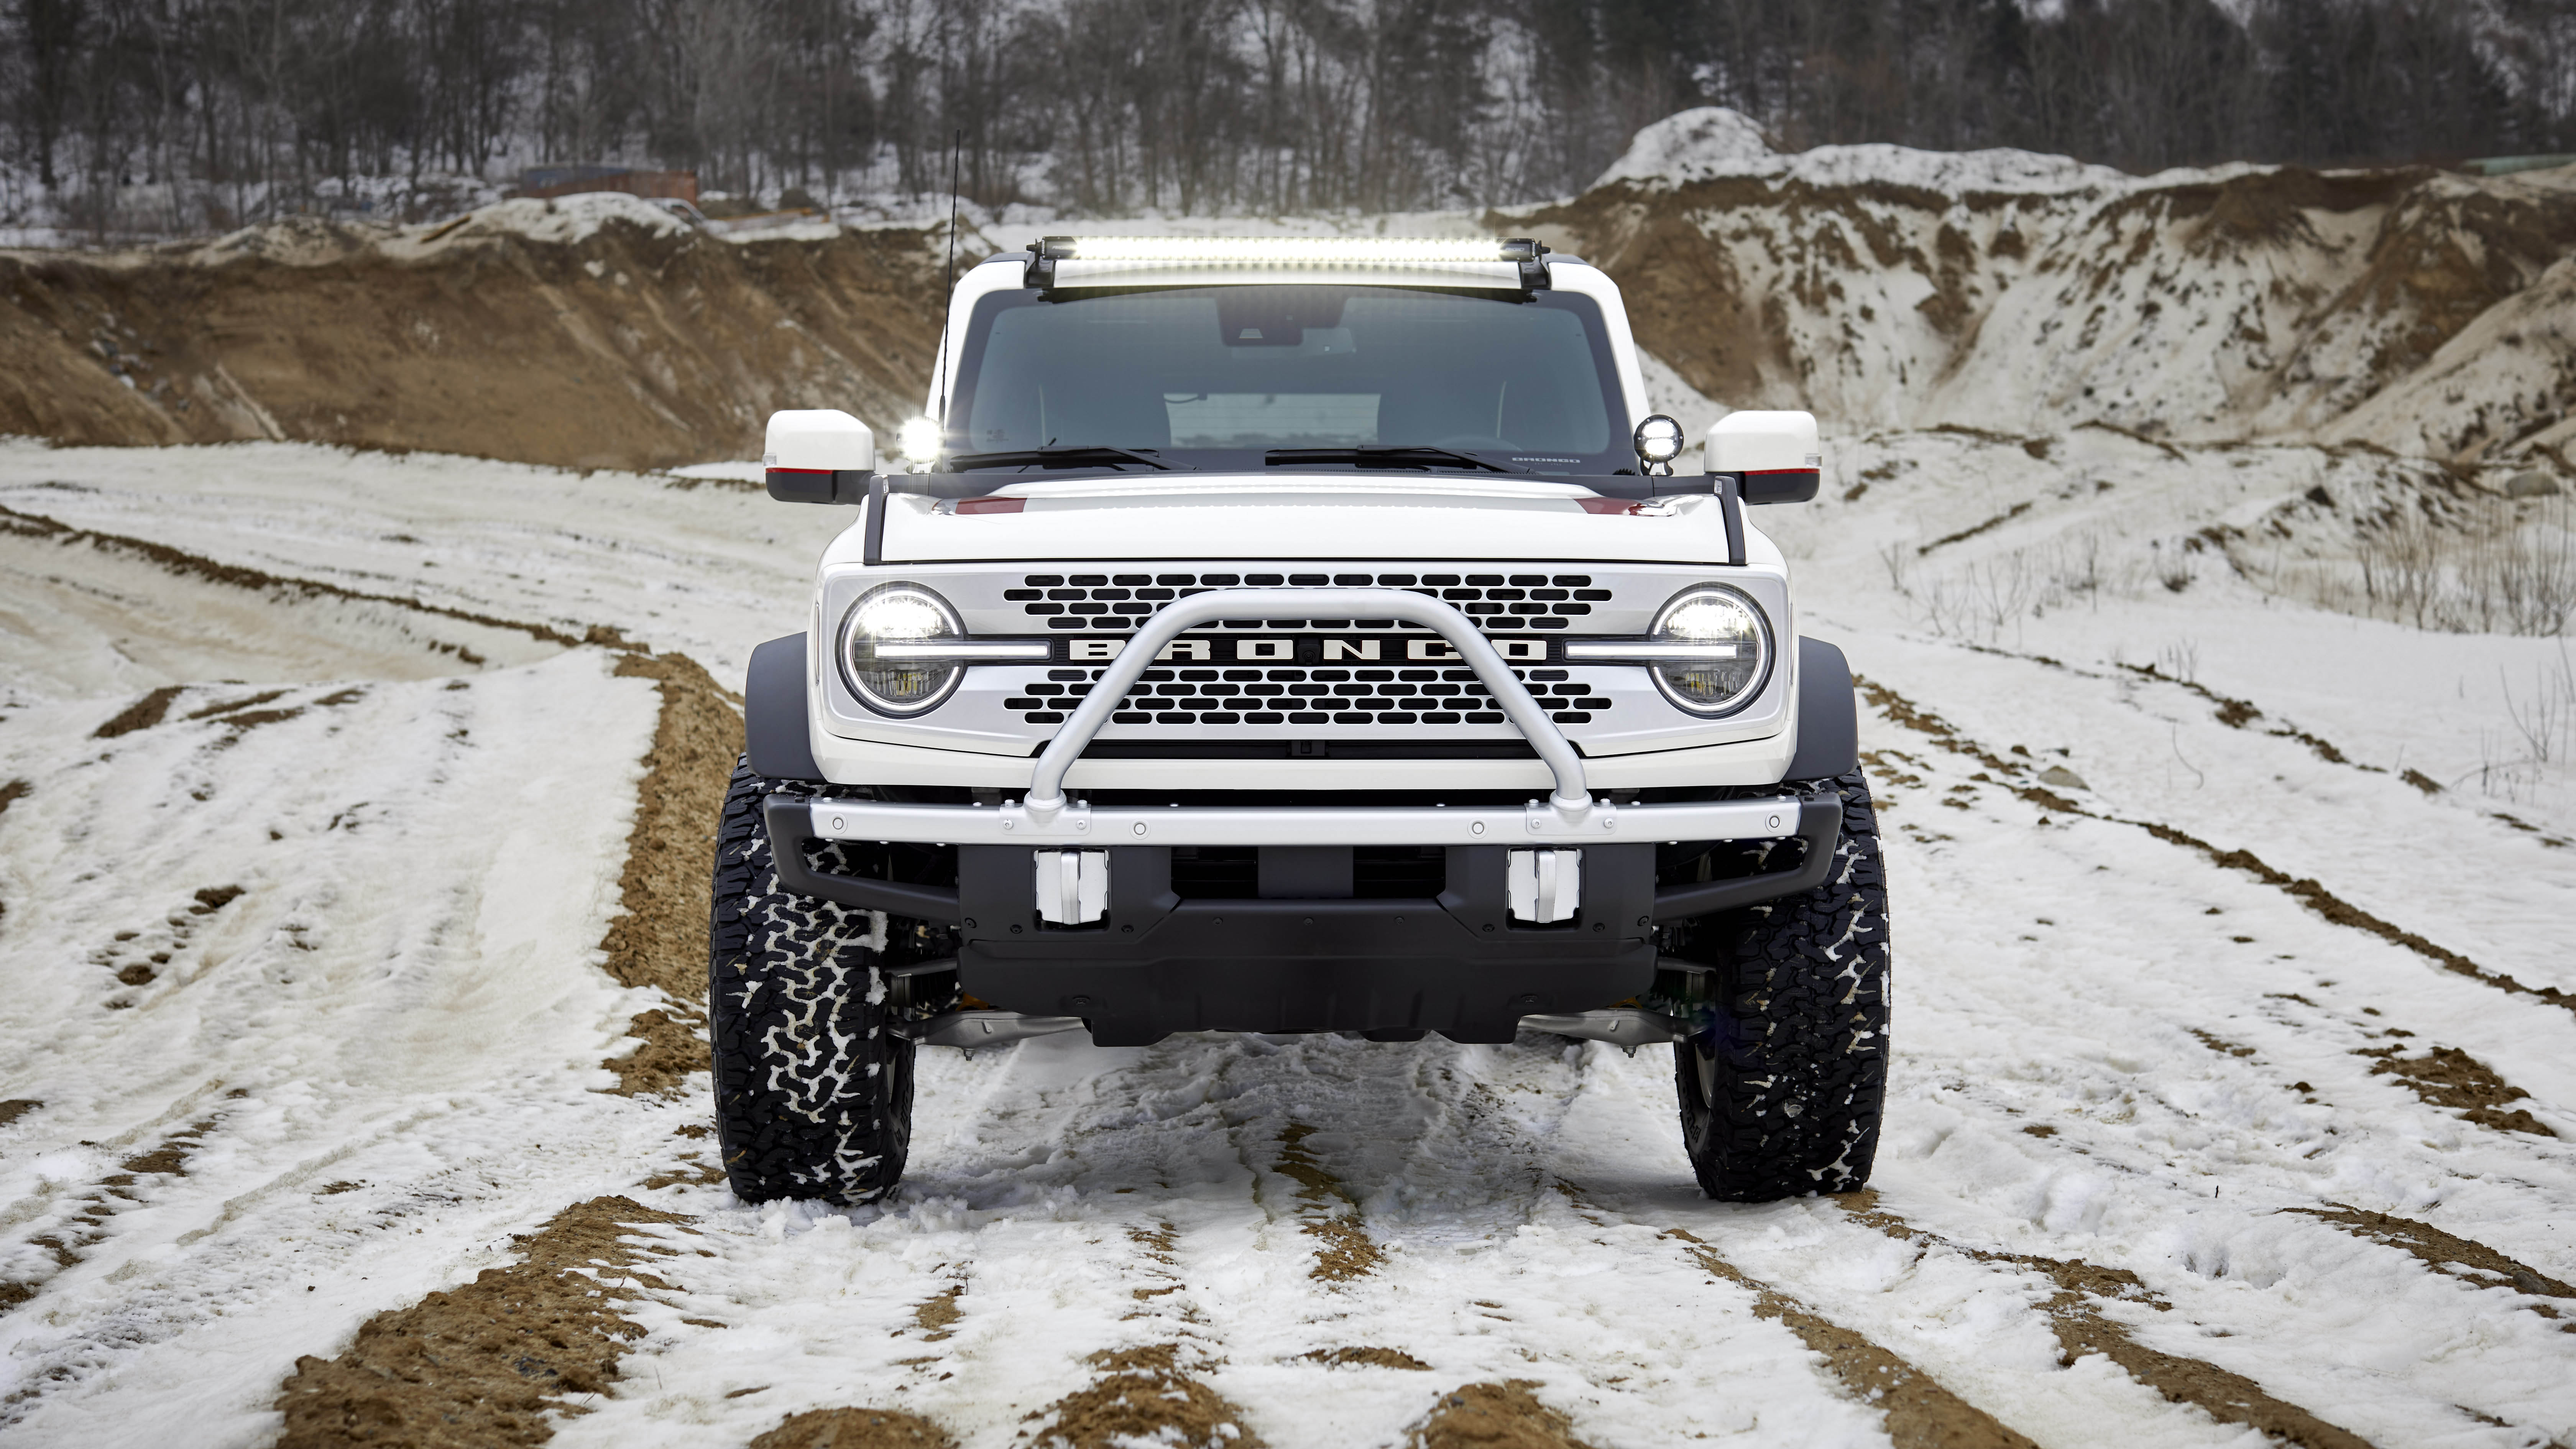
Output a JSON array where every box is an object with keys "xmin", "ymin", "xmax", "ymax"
[{"xmin": 813, "ymin": 561, "xmax": 1793, "ymax": 759}]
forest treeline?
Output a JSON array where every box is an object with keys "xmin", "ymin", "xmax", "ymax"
[{"xmin": 7, "ymin": 0, "xmax": 2574, "ymax": 236}]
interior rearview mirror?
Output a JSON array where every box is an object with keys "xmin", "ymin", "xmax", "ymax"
[
  {"xmin": 1705, "ymin": 411, "xmax": 1822, "ymax": 504},
  {"xmin": 764, "ymin": 409, "xmax": 876, "ymax": 504}
]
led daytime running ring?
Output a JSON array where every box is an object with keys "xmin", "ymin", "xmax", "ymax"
[
  {"xmin": 838, "ymin": 583, "xmax": 970, "ymax": 717},
  {"xmin": 1646, "ymin": 584, "xmax": 1773, "ymax": 717}
]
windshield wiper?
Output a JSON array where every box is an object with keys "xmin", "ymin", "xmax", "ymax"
[
  {"xmin": 1265, "ymin": 446, "xmax": 1514, "ymax": 474},
  {"xmin": 944, "ymin": 445, "xmax": 1172, "ymax": 472}
]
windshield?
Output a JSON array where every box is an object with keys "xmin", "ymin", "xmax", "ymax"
[{"xmin": 941, "ymin": 284, "xmax": 1630, "ymax": 476}]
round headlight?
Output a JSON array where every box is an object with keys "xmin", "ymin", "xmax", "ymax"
[
  {"xmin": 839, "ymin": 583, "xmax": 965, "ymax": 716},
  {"xmin": 1650, "ymin": 586, "xmax": 1771, "ymax": 715}
]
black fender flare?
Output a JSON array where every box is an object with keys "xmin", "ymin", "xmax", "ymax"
[
  {"xmin": 1784, "ymin": 636, "xmax": 1858, "ymax": 782},
  {"xmin": 744, "ymin": 633, "xmax": 825, "ymax": 782}
]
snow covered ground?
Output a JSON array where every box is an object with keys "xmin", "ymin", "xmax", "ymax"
[{"xmin": 0, "ymin": 432, "xmax": 2571, "ymax": 1447}]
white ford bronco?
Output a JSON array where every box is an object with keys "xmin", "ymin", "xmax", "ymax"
[{"xmin": 710, "ymin": 237, "xmax": 1887, "ymax": 1206}]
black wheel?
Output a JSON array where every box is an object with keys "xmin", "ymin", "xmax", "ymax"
[
  {"xmin": 707, "ymin": 757, "xmax": 918, "ymax": 1204},
  {"xmin": 1665, "ymin": 769, "xmax": 1891, "ymax": 1201}
]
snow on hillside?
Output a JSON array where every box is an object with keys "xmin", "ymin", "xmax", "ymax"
[
  {"xmin": 1521, "ymin": 112, "xmax": 2576, "ymax": 468},
  {"xmin": 1592, "ymin": 106, "xmax": 2184, "ymax": 196},
  {"xmin": 2, "ymin": 437, "xmax": 2572, "ymax": 1447}
]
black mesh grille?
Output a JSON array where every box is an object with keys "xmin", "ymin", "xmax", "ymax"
[
  {"xmin": 1001, "ymin": 665, "xmax": 1604, "ymax": 728},
  {"xmin": 1012, "ymin": 572, "xmax": 1606, "ymax": 631}
]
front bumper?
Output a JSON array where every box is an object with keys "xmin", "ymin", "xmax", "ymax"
[
  {"xmin": 764, "ymin": 586, "xmax": 1838, "ymax": 1042},
  {"xmin": 766, "ymin": 792, "xmax": 1838, "ymax": 926}
]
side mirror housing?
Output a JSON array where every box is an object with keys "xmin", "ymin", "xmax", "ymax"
[
  {"xmin": 1705, "ymin": 411, "xmax": 1821, "ymax": 504},
  {"xmin": 764, "ymin": 409, "xmax": 875, "ymax": 504}
]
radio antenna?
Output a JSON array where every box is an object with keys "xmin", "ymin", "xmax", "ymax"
[{"xmin": 936, "ymin": 127, "xmax": 963, "ymax": 429}]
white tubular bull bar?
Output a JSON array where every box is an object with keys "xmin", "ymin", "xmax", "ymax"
[{"xmin": 795, "ymin": 589, "xmax": 1806, "ymax": 850}]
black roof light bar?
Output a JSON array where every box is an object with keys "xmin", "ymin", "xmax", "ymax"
[{"xmin": 1024, "ymin": 235, "xmax": 1552, "ymax": 290}]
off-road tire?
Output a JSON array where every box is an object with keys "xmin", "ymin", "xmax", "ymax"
[
  {"xmin": 708, "ymin": 757, "xmax": 915, "ymax": 1204},
  {"xmin": 1670, "ymin": 769, "xmax": 1890, "ymax": 1201}
]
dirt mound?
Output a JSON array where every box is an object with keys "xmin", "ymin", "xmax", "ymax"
[
  {"xmin": 7, "ymin": 154, "xmax": 2567, "ymax": 474},
  {"xmin": 597, "ymin": 649, "xmax": 741, "ymax": 1095},
  {"xmin": 751, "ymin": 1407, "xmax": 958, "ymax": 1449},
  {"xmin": 0, "ymin": 207, "xmax": 949, "ymax": 472},
  {"xmin": 1406, "ymin": 1382, "xmax": 1595, "ymax": 1449},
  {"xmin": 273, "ymin": 1194, "xmax": 688, "ymax": 1448},
  {"xmin": 1503, "ymin": 161, "xmax": 2576, "ymax": 463}
]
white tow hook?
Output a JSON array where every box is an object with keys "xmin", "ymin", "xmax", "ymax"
[
  {"xmin": 1506, "ymin": 847, "xmax": 1582, "ymax": 923},
  {"xmin": 1033, "ymin": 848, "xmax": 1109, "ymax": 924}
]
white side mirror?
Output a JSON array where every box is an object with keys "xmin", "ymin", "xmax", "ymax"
[
  {"xmin": 763, "ymin": 409, "xmax": 876, "ymax": 504},
  {"xmin": 1704, "ymin": 411, "xmax": 1822, "ymax": 504}
]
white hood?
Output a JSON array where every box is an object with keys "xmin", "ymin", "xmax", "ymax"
[{"xmin": 868, "ymin": 474, "xmax": 1740, "ymax": 564}]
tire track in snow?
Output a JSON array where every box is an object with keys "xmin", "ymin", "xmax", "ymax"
[
  {"xmin": 0, "ymin": 1111, "xmax": 223, "ymax": 1317},
  {"xmin": 1857, "ymin": 667, "xmax": 2576, "ymax": 1160},
  {"xmin": 1833, "ymin": 1197, "xmax": 2377, "ymax": 1449},
  {"xmin": 1391, "ymin": 1048, "xmax": 2059, "ymax": 1447},
  {"xmin": 1216, "ymin": 1034, "xmax": 1994, "ymax": 1446},
  {"xmin": 0, "ymin": 501, "xmax": 608, "ymax": 654},
  {"xmin": 2281, "ymin": 1206, "xmax": 2576, "ymax": 1323},
  {"xmin": 1443, "ymin": 1031, "xmax": 2437, "ymax": 1447},
  {"xmin": 1658, "ymin": 1224, "xmax": 2042, "ymax": 1449},
  {"xmin": 1855, "ymin": 671, "xmax": 2576, "ymax": 1019},
  {"xmin": 1823, "ymin": 695, "xmax": 2576, "ymax": 1440},
  {"xmin": 248, "ymin": 643, "xmax": 736, "ymax": 1444},
  {"xmin": 13, "ymin": 480, "xmax": 735, "ymax": 1096}
]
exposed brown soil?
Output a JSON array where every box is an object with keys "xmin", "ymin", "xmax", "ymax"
[
  {"xmin": 273, "ymin": 1194, "xmax": 688, "ymax": 1448},
  {"xmin": 2356, "ymin": 1045, "xmax": 2554, "ymax": 1136},
  {"xmin": 1406, "ymin": 1381, "xmax": 1595, "ymax": 1449},
  {"xmin": 595, "ymin": 650, "xmax": 739, "ymax": 1095},
  {"xmin": 1842, "ymin": 1196, "xmax": 2375, "ymax": 1449},
  {"xmin": 2284, "ymin": 1206, "xmax": 2575, "ymax": 1309},
  {"xmin": 1022, "ymin": 1343, "xmax": 1264, "ymax": 1449},
  {"xmin": 0, "ymin": 1099, "xmax": 38, "ymax": 1129},
  {"xmin": 2189, "ymin": 1029, "xmax": 2257, "ymax": 1060},
  {"xmin": 117, "ymin": 1116, "xmax": 214, "ymax": 1176},
  {"xmin": 1304, "ymin": 1346, "xmax": 1434, "ymax": 1370},
  {"xmin": 1667, "ymin": 1226, "xmax": 2041, "ymax": 1449},
  {"xmin": 185, "ymin": 688, "xmax": 290, "ymax": 720},
  {"xmin": 1271, "ymin": 1123, "xmax": 1386, "ymax": 1282},
  {"xmin": 911, "ymin": 1284, "xmax": 964, "ymax": 1340},
  {"xmin": 750, "ymin": 1408, "xmax": 959, "ymax": 1449},
  {"xmin": 1919, "ymin": 502, "xmax": 2033, "ymax": 555},
  {"xmin": 91, "ymin": 685, "xmax": 184, "ymax": 739},
  {"xmin": 94, "ymin": 882, "xmax": 246, "ymax": 990},
  {"xmin": 1, "ymin": 216, "xmax": 950, "ymax": 472}
]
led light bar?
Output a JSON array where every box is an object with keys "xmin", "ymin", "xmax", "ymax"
[
  {"xmin": 867, "ymin": 640, "xmax": 1054, "ymax": 662},
  {"xmin": 1037, "ymin": 235, "xmax": 1541, "ymax": 264},
  {"xmin": 1561, "ymin": 642, "xmax": 1747, "ymax": 662}
]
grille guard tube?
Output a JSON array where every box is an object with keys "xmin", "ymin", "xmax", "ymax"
[
  {"xmin": 762, "ymin": 587, "xmax": 1838, "ymax": 923},
  {"xmin": 1025, "ymin": 588, "xmax": 1593, "ymax": 820}
]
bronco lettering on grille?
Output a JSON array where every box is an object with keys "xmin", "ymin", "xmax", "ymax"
[{"xmin": 1066, "ymin": 634, "xmax": 1551, "ymax": 664}]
